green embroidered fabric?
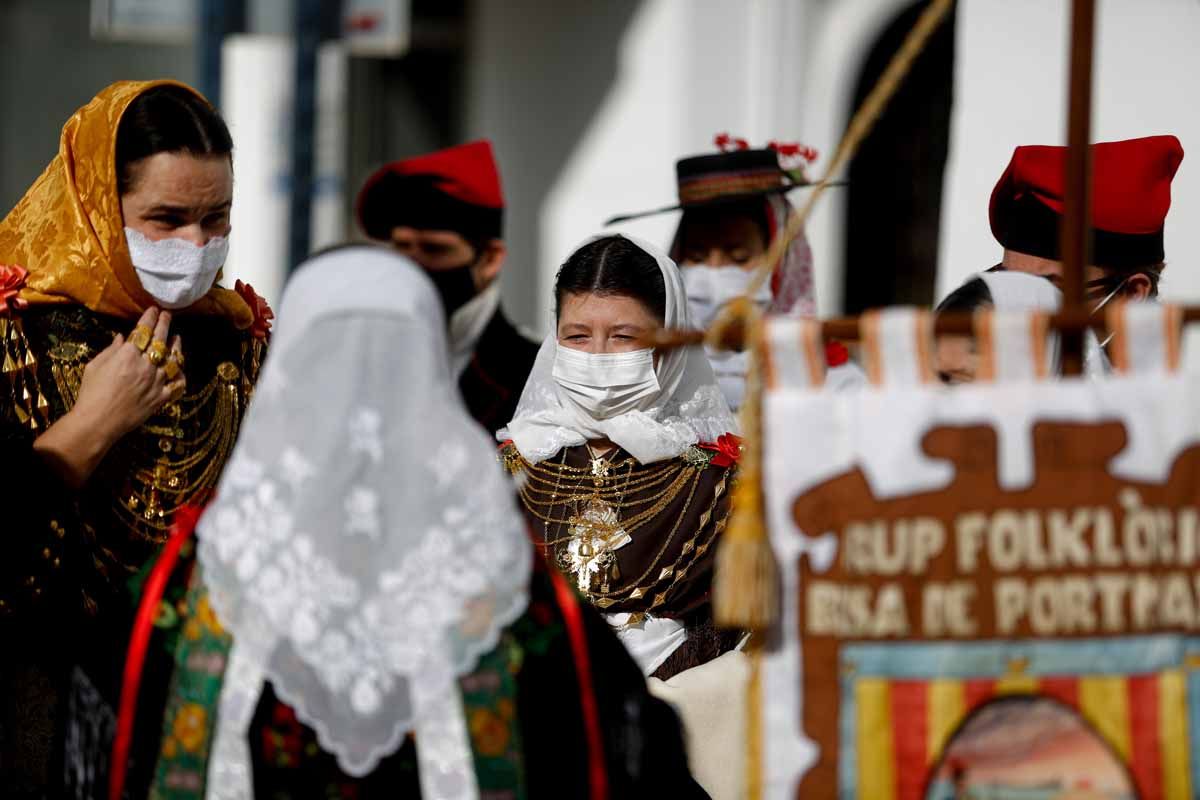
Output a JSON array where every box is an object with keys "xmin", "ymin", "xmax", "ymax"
[
  {"xmin": 149, "ymin": 574, "xmax": 533, "ymax": 799},
  {"xmin": 150, "ymin": 576, "xmax": 231, "ymax": 799}
]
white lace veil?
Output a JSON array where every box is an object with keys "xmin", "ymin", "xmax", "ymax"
[
  {"xmin": 198, "ymin": 245, "xmax": 532, "ymax": 799},
  {"xmin": 500, "ymin": 233, "xmax": 736, "ymax": 464}
]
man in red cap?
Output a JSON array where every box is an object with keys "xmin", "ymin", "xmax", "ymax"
[
  {"xmin": 356, "ymin": 140, "xmax": 539, "ymax": 432},
  {"xmin": 989, "ymin": 135, "xmax": 1184, "ymax": 304}
]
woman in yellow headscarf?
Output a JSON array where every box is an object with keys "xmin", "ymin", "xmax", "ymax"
[{"xmin": 0, "ymin": 80, "xmax": 268, "ymax": 798}]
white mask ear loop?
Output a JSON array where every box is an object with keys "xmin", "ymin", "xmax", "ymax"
[{"xmin": 1091, "ymin": 278, "xmax": 1129, "ymax": 348}]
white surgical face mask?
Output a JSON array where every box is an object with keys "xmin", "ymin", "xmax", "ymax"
[
  {"xmin": 126, "ymin": 227, "xmax": 229, "ymax": 309},
  {"xmin": 682, "ymin": 265, "xmax": 772, "ymax": 410},
  {"xmin": 552, "ymin": 343, "xmax": 660, "ymax": 420},
  {"xmin": 681, "ymin": 264, "xmax": 772, "ymax": 329}
]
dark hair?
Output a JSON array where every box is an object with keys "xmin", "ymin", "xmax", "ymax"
[
  {"xmin": 554, "ymin": 235, "xmax": 666, "ymax": 321},
  {"xmin": 115, "ymin": 85, "xmax": 233, "ymax": 195},
  {"xmin": 1100, "ymin": 262, "xmax": 1163, "ymax": 298},
  {"xmin": 677, "ymin": 200, "xmax": 772, "ymax": 252},
  {"xmin": 935, "ymin": 277, "xmax": 993, "ymax": 315}
]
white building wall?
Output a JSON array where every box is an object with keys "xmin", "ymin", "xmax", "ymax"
[
  {"xmin": 471, "ymin": 0, "xmax": 1200, "ymax": 350},
  {"xmin": 939, "ymin": 0, "xmax": 1200, "ymax": 363},
  {"xmin": 797, "ymin": 0, "xmax": 915, "ymax": 317},
  {"xmin": 221, "ymin": 38, "xmax": 348, "ymax": 306},
  {"xmin": 527, "ymin": 0, "xmax": 913, "ymax": 335},
  {"xmin": 469, "ymin": 0, "xmax": 871, "ymax": 337},
  {"xmin": 464, "ymin": 0, "xmax": 647, "ymax": 334}
]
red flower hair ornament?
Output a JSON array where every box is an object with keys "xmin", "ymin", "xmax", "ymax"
[
  {"xmin": 235, "ymin": 280, "xmax": 274, "ymax": 339},
  {"xmin": 0, "ymin": 264, "xmax": 29, "ymax": 315},
  {"xmin": 697, "ymin": 433, "xmax": 742, "ymax": 468}
]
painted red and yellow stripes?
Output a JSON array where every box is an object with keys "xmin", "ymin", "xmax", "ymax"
[
  {"xmin": 1159, "ymin": 670, "xmax": 1192, "ymax": 800},
  {"xmin": 1128, "ymin": 674, "xmax": 1162, "ymax": 798},
  {"xmin": 890, "ymin": 681, "xmax": 928, "ymax": 800},
  {"xmin": 1079, "ymin": 674, "xmax": 1132, "ymax": 761},
  {"xmin": 926, "ymin": 679, "xmax": 965, "ymax": 764},
  {"xmin": 851, "ymin": 670, "xmax": 1192, "ymax": 800},
  {"xmin": 856, "ymin": 678, "xmax": 896, "ymax": 798}
]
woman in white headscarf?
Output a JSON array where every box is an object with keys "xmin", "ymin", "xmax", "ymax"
[
  {"xmin": 119, "ymin": 245, "xmax": 704, "ymax": 800},
  {"xmin": 501, "ymin": 233, "xmax": 740, "ymax": 681}
]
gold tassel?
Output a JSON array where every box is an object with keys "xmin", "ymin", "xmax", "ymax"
[
  {"xmin": 711, "ymin": 307, "xmax": 778, "ymax": 631},
  {"xmin": 745, "ymin": 647, "xmax": 764, "ymax": 800}
]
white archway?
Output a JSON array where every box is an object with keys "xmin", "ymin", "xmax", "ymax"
[
  {"xmin": 800, "ymin": 0, "xmax": 917, "ymax": 316},
  {"xmin": 527, "ymin": 0, "xmax": 923, "ymax": 333}
]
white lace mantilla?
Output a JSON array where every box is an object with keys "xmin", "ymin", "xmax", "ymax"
[
  {"xmin": 203, "ymin": 441, "xmax": 530, "ymax": 795},
  {"xmin": 197, "ymin": 248, "xmax": 534, "ymax": 800}
]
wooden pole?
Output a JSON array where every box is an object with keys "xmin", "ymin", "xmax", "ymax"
[
  {"xmin": 1059, "ymin": 0, "xmax": 1097, "ymax": 375},
  {"xmin": 646, "ymin": 306, "xmax": 1200, "ymax": 350}
]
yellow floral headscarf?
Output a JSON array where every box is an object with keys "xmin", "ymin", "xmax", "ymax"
[{"xmin": 0, "ymin": 79, "xmax": 252, "ymax": 327}]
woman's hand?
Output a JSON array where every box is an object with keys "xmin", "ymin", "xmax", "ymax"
[
  {"xmin": 33, "ymin": 307, "xmax": 186, "ymax": 488},
  {"xmin": 77, "ymin": 307, "xmax": 185, "ymax": 439}
]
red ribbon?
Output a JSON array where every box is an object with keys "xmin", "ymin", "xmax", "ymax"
[
  {"xmin": 109, "ymin": 505, "xmax": 203, "ymax": 800},
  {"xmin": 548, "ymin": 566, "xmax": 609, "ymax": 800}
]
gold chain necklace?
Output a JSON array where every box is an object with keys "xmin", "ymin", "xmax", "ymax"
[
  {"xmin": 512, "ymin": 443, "xmax": 702, "ymax": 598},
  {"xmin": 519, "ymin": 466, "xmax": 681, "ymax": 505},
  {"xmin": 49, "ymin": 344, "xmax": 250, "ymax": 542},
  {"xmin": 503, "ymin": 442, "xmax": 730, "ymax": 609},
  {"xmin": 519, "ymin": 468, "xmax": 694, "ymax": 532},
  {"xmin": 521, "ymin": 454, "xmax": 677, "ymax": 492}
]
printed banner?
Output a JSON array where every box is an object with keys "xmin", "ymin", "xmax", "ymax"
[{"xmin": 759, "ymin": 308, "xmax": 1200, "ymax": 800}]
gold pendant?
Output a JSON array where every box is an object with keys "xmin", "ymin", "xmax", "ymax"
[
  {"xmin": 561, "ymin": 498, "xmax": 631, "ymax": 594},
  {"xmin": 590, "ymin": 457, "xmax": 609, "ymax": 481}
]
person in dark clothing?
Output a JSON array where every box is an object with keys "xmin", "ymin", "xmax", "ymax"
[{"xmin": 356, "ymin": 140, "xmax": 540, "ymax": 433}]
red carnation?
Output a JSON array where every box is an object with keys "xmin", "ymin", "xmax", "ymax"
[
  {"xmin": 698, "ymin": 433, "xmax": 742, "ymax": 468},
  {"xmin": 235, "ymin": 280, "xmax": 274, "ymax": 339},
  {"xmin": 0, "ymin": 264, "xmax": 29, "ymax": 315},
  {"xmin": 769, "ymin": 141, "xmax": 820, "ymax": 172},
  {"xmin": 713, "ymin": 132, "xmax": 749, "ymax": 152},
  {"xmin": 825, "ymin": 340, "xmax": 850, "ymax": 368}
]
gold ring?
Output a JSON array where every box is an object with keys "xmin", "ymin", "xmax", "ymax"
[
  {"xmin": 146, "ymin": 340, "xmax": 168, "ymax": 366},
  {"xmin": 130, "ymin": 325, "xmax": 152, "ymax": 352},
  {"xmin": 163, "ymin": 357, "xmax": 181, "ymax": 380},
  {"xmin": 173, "ymin": 349, "xmax": 186, "ymax": 368}
]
